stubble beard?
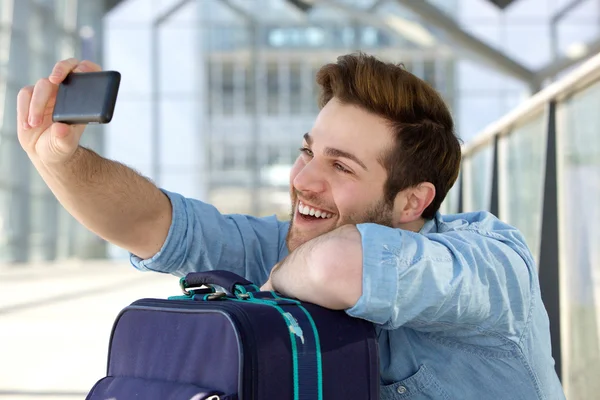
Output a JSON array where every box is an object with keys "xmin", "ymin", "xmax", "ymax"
[{"xmin": 285, "ymin": 192, "xmax": 394, "ymax": 252}]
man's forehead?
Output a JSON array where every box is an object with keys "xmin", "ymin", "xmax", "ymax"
[
  {"xmin": 310, "ymin": 101, "xmax": 392, "ymax": 141},
  {"xmin": 304, "ymin": 121, "xmax": 392, "ymax": 153}
]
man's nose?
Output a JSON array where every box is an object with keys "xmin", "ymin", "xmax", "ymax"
[{"xmin": 292, "ymin": 160, "xmax": 327, "ymax": 194}]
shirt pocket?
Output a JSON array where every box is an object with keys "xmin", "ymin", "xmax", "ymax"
[{"xmin": 380, "ymin": 364, "xmax": 450, "ymax": 400}]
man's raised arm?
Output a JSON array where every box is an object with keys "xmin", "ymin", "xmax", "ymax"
[{"xmin": 17, "ymin": 58, "xmax": 170, "ymax": 259}]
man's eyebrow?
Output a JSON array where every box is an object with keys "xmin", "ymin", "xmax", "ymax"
[
  {"xmin": 324, "ymin": 147, "xmax": 368, "ymax": 171},
  {"xmin": 304, "ymin": 132, "xmax": 368, "ymax": 171},
  {"xmin": 303, "ymin": 132, "xmax": 312, "ymax": 145}
]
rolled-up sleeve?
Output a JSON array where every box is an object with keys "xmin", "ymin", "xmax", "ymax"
[
  {"xmin": 130, "ymin": 189, "xmax": 188, "ymax": 273},
  {"xmin": 130, "ymin": 189, "xmax": 288, "ymax": 285},
  {"xmin": 345, "ymin": 225, "xmax": 399, "ymax": 325},
  {"xmin": 346, "ymin": 222, "xmax": 535, "ymax": 338}
]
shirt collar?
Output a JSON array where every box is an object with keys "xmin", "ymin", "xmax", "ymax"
[{"xmin": 419, "ymin": 211, "xmax": 442, "ymax": 235}]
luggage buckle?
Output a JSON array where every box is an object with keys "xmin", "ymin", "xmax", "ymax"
[
  {"xmin": 206, "ymin": 292, "xmax": 227, "ymax": 301},
  {"xmin": 179, "ymin": 277, "xmax": 192, "ymax": 296}
]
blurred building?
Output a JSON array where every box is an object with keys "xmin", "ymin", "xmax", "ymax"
[
  {"xmin": 0, "ymin": 0, "xmax": 599, "ymax": 398},
  {"xmin": 0, "ymin": 0, "xmax": 110, "ymax": 263},
  {"xmin": 104, "ymin": 0, "xmax": 459, "ymax": 224}
]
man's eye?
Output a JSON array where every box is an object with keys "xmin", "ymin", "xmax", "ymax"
[
  {"xmin": 299, "ymin": 147, "xmax": 314, "ymax": 157},
  {"xmin": 334, "ymin": 163, "xmax": 351, "ymax": 173}
]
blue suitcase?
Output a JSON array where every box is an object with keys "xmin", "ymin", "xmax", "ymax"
[{"xmin": 85, "ymin": 270, "xmax": 380, "ymax": 400}]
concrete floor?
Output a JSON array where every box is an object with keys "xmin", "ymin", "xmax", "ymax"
[{"xmin": 0, "ymin": 260, "xmax": 177, "ymax": 400}]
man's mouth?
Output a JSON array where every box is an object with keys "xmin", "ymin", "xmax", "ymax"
[{"xmin": 296, "ymin": 201, "xmax": 334, "ymax": 220}]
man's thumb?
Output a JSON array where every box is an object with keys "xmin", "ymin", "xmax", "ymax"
[{"xmin": 50, "ymin": 123, "xmax": 83, "ymax": 160}]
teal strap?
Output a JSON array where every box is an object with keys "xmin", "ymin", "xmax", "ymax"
[
  {"xmin": 228, "ymin": 293, "xmax": 323, "ymax": 400},
  {"xmin": 273, "ymin": 302, "xmax": 301, "ymax": 399},
  {"xmin": 271, "ymin": 293, "xmax": 323, "ymax": 400}
]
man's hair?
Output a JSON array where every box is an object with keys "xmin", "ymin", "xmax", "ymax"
[{"xmin": 315, "ymin": 52, "xmax": 462, "ymax": 219}]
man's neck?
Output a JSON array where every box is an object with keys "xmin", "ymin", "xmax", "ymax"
[{"xmin": 396, "ymin": 218, "xmax": 426, "ymax": 233}]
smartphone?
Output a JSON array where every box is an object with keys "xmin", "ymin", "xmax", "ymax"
[{"xmin": 52, "ymin": 71, "xmax": 121, "ymax": 125}]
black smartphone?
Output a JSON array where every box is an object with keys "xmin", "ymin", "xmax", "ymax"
[{"xmin": 52, "ymin": 71, "xmax": 121, "ymax": 125}]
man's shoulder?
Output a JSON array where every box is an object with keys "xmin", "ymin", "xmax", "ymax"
[
  {"xmin": 434, "ymin": 211, "xmax": 534, "ymax": 267},
  {"xmin": 435, "ymin": 211, "xmax": 518, "ymax": 234}
]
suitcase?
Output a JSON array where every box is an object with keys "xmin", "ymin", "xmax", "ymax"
[{"xmin": 85, "ymin": 270, "xmax": 380, "ymax": 400}]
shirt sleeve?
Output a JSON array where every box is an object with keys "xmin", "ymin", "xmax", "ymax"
[
  {"xmin": 130, "ymin": 189, "xmax": 289, "ymax": 285},
  {"xmin": 346, "ymin": 217, "xmax": 536, "ymax": 340}
]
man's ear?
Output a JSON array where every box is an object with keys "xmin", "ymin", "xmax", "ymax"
[{"xmin": 393, "ymin": 182, "xmax": 436, "ymax": 224}]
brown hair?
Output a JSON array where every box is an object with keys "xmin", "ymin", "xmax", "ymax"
[{"xmin": 315, "ymin": 52, "xmax": 461, "ymax": 219}]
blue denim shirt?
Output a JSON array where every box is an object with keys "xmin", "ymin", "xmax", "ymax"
[{"xmin": 131, "ymin": 190, "xmax": 565, "ymax": 400}]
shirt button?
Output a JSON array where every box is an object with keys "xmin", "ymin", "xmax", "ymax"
[{"xmin": 397, "ymin": 385, "xmax": 407, "ymax": 394}]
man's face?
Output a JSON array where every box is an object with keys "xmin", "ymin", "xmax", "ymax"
[{"xmin": 286, "ymin": 98, "xmax": 396, "ymax": 252}]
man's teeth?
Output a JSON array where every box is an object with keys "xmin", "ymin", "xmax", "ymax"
[{"xmin": 298, "ymin": 202, "xmax": 333, "ymax": 219}]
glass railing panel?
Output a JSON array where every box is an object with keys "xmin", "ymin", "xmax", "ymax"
[
  {"xmin": 440, "ymin": 172, "xmax": 461, "ymax": 215},
  {"xmin": 498, "ymin": 111, "xmax": 547, "ymax": 265},
  {"xmin": 462, "ymin": 143, "xmax": 493, "ymax": 212},
  {"xmin": 557, "ymin": 79, "xmax": 600, "ymax": 400}
]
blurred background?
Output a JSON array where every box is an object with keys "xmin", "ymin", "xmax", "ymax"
[{"xmin": 0, "ymin": 0, "xmax": 599, "ymax": 398}]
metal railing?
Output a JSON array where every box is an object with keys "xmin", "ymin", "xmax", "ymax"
[{"xmin": 453, "ymin": 51, "xmax": 600, "ymax": 400}]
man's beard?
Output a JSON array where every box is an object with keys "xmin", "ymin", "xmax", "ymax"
[{"xmin": 285, "ymin": 192, "xmax": 394, "ymax": 252}]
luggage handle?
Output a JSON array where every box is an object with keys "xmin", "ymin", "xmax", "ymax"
[{"xmin": 180, "ymin": 270, "xmax": 259, "ymax": 296}]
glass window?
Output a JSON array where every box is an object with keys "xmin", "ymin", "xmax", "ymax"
[
  {"xmin": 222, "ymin": 62, "xmax": 235, "ymax": 115},
  {"xmin": 29, "ymin": 3, "xmax": 56, "ymax": 54},
  {"xmin": 29, "ymin": 193, "xmax": 57, "ymax": 262},
  {"xmin": 557, "ymin": 80, "xmax": 600, "ymax": 400},
  {"xmin": 0, "ymin": 185, "xmax": 8, "ymax": 262},
  {"xmin": 0, "ymin": 135, "xmax": 18, "ymax": 187},
  {"xmin": 423, "ymin": 60, "xmax": 436, "ymax": 87},
  {"xmin": 244, "ymin": 64, "xmax": 256, "ymax": 115},
  {"xmin": 269, "ymin": 29, "xmax": 285, "ymax": 47},
  {"xmin": 499, "ymin": 111, "xmax": 547, "ymax": 264},
  {"xmin": 290, "ymin": 62, "xmax": 302, "ymax": 115},
  {"xmin": 0, "ymin": 27, "xmax": 11, "ymax": 65},
  {"xmin": 5, "ymin": 185, "xmax": 28, "ymax": 262},
  {"xmin": 159, "ymin": 99, "xmax": 199, "ymax": 166},
  {"xmin": 56, "ymin": 206, "xmax": 75, "ymax": 259},
  {"xmin": 55, "ymin": 0, "xmax": 78, "ymax": 31},
  {"xmin": 360, "ymin": 27, "xmax": 378, "ymax": 47},
  {"xmin": 29, "ymin": 165, "xmax": 48, "ymax": 193},
  {"xmin": 104, "ymin": 100, "xmax": 153, "ymax": 169},
  {"xmin": 462, "ymin": 143, "xmax": 493, "ymax": 212},
  {"xmin": 209, "ymin": 60, "xmax": 223, "ymax": 116},
  {"xmin": 267, "ymin": 62, "xmax": 279, "ymax": 115},
  {"xmin": 440, "ymin": 171, "xmax": 461, "ymax": 215}
]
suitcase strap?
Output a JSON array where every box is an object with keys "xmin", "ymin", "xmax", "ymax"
[{"xmin": 220, "ymin": 292, "xmax": 324, "ymax": 400}]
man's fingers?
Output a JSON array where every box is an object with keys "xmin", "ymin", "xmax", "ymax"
[
  {"xmin": 48, "ymin": 58, "xmax": 79, "ymax": 84},
  {"xmin": 17, "ymin": 85, "xmax": 34, "ymax": 130},
  {"xmin": 48, "ymin": 59, "xmax": 102, "ymax": 85},
  {"xmin": 73, "ymin": 60, "xmax": 102, "ymax": 73},
  {"xmin": 28, "ymin": 78, "xmax": 55, "ymax": 127}
]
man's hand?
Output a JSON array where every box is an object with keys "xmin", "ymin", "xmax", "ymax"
[
  {"xmin": 17, "ymin": 58, "xmax": 101, "ymax": 166},
  {"xmin": 260, "ymin": 262, "xmax": 281, "ymax": 291},
  {"xmin": 260, "ymin": 279, "xmax": 275, "ymax": 292}
]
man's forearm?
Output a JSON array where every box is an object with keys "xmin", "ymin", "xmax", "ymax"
[
  {"xmin": 270, "ymin": 224, "xmax": 363, "ymax": 309},
  {"xmin": 32, "ymin": 146, "xmax": 171, "ymax": 259}
]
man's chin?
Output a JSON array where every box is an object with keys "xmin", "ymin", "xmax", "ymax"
[
  {"xmin": 286, "ymin": 231, "xmax": 306, "ymax": 253},
  {"xmin": 286, "ymin": 228, "xmax": 324, "ymax": 252}
]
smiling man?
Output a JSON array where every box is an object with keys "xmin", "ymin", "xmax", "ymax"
[{"xmin": 17, "ymin": 53, "xmax": 564, "ymax": 399}]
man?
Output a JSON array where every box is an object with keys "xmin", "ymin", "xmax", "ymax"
[{"xmin": 17, "ymin": 54, "xmax": 564, "ymax": 399}]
